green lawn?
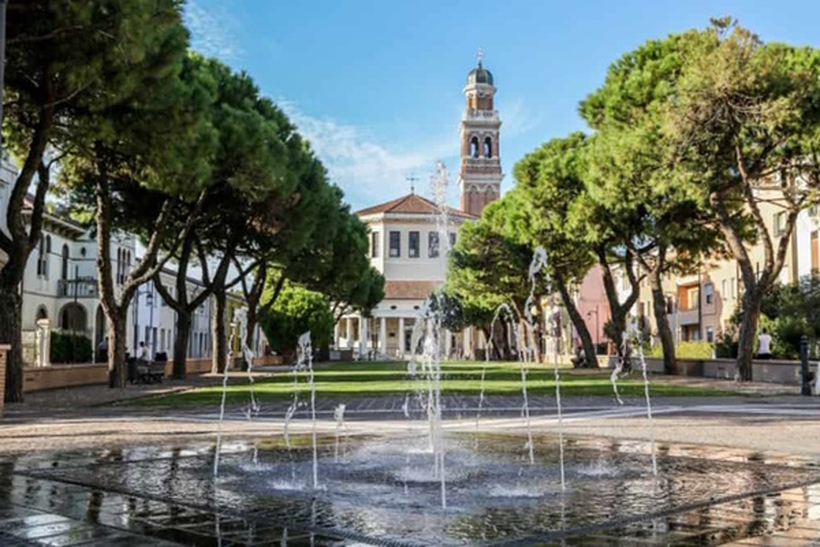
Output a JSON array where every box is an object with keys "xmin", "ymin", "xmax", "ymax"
[{"xmin": 132, "ymin": 361, "xmax": 740, "ymax": 408}]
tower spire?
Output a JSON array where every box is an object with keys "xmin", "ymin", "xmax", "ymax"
[{"xmin": 476, "ymin": 47, "xmax": 484, "ymax": 67}]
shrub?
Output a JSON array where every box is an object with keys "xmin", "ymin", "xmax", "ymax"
[
  {"xmin": 50, "ymin": 331, "xmax": 93, "ymax": 364},
  {"xmin": 260, "ymin": 284, "xmax": 333, "ymax": 355},
  {"xmin": 648, "ymin": 340, "xmax": 713, "ymax": 359}
]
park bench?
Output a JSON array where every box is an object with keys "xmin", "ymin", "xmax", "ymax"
[{"xmin": 128, "ymin": 357, "xmax": 166, "ymax": 384}]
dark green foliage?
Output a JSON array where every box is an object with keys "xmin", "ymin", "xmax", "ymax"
[
  {"xmin": 260, "ymin": 284, "xmax": 334, "ymax": 356},
  {"xmin": 50, "ymin": 332, "xmax": 93, "ymax": 364},
  {"xmin": 758, "ymin": 277, "xmax": 820, "ymax": 358}
]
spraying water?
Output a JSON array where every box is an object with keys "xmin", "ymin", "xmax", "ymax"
[
  {"xmin": 610, "ymin": 337, "xmax": 626, "ymax": 406},
  {"xmin": 525, "ymin": 247, "xmax": 565, "ymax": 490},
  {"xmin": 213, "ymin": 320, "xmax": 238, "ymax": 478},
  {"xmin": 234, "ymin": 309, "xmax": 260, "ymax": 465},
  {"xmin": 631, "ymin": 322, "xmax": 658, "ymax": 477},
  {"xmin": 333, "ymin": 404, "xmax": 347, "ymax": 462},
  {"xmin": 296, "ymin": 331, "xmax": 319, "ymax": 489}
]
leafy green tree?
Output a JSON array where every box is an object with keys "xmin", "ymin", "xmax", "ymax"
[
  {"xmin": 259, "ymin": 283, "xmax": 334, "ymax": 356},
  {"xmin": 447, "ymin": 197, "xmax": 547, "ymax": 360},
  {"xmin": 579, "ymin": 35, "xmax": 722, "ymax": 373},
  {"xmin": 663, "ymin": 19, "xmax": 820, "ymax": 380},
  {"xmin": 513, "ymin": 133, "xmax": 598, "ymax": 367},
  {"xmin": 1, "ymin": 0, "xmax": 189, "ymax": 401}
]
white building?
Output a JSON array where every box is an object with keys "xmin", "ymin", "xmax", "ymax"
[
  {"xmin": 334, "ymin": 57, "xmax": 503, "ymax": 359},
  {"xmin": 0, "ymin": 152, "xmax": 247, "ymax": 367}
]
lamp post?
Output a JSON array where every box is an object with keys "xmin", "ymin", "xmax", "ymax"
[
  {"xmin": 665, "ymin": 292, "xmax": 678, "ymax": 347},
  {"xmin": 147, "ymin": 286, "xmax": 155, "ymax": 358},
  {"xmin": 587, "ymin": 306, "xmax": 600, "ymax": 353}
]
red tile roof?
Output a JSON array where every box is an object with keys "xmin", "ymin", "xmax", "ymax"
[
  {"xmin": 356, "ymin": 193, "xmax": 476, "ymax": 220},
  {"xmin": 384, "ymin": 280, "xmax": 440, "ymax": 300}
]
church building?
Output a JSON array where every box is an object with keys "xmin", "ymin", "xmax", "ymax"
[{"xmin": 334, "ymin": 56, "xmax": 502, "ymax": 359}]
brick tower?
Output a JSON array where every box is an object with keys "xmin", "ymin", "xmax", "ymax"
[{"xmin": 458, "ymin": 51, "xmax": 503, "ymax": 217}]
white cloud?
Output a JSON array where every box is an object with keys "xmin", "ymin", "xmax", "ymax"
[
  {"xmin": 498, "ymin": 97, "xmax": 539, "ymax": 138},
  {"xmin": 279, "ymin": 100, "xmax": 459, "ymax": 210},
  {"xmin": 184, "ymin": 0, "xmax": 242, "ymax": 60}
]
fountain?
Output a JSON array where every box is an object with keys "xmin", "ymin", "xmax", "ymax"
[{"xmin": 189, "ymin": 161, "xmax": 779, "ymax": 544}]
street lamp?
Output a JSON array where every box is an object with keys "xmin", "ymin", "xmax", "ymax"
[
  {"xmin": 665, "ymin": 292, "xmax": 678, "ymax": 347},
  {"xmin": 587, "ymin": 306, "xmax": 600, "ymax": 353},
  {"xmin": 132, "ymin": 286, "xmax": 155, "ymax": 357}
]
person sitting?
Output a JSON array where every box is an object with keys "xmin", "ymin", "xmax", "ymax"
[
  {"xmin": 138, "ymin": 341, "xmax": 150, "ymax": 363},
  {"xmin": 757, "ymin": 328, "xmax": 773, "ymax": 360},
  {"xmin": 570, "ymin": 345, "xmax": 587, "ymax": 368},
  {"xmin": 97, "ymin": 336, "xmax": 108, "ymax": 363}
]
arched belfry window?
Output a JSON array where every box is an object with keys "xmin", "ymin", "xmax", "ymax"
[
  {"xmin": 484, "ymin": 137, "xmax": 493, "ymax": 158},
  {"xmin": 470, "ymin": 136, "xmax": 479, "ymax": 158}
]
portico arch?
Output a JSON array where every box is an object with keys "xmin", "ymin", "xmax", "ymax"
[{"xmin": 59, "ymin": 303, "xmax": 87, "ymax": 333}]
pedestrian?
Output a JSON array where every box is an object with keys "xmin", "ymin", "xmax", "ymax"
[
  {"xmin": 138, "ymin": 341, "xmax": 150, "ymax": 362},
  {"xmin": 757, "ymin": 328, "xmax": 772, "ymax": 360},
  {"xmin": 97, "ymin": 336, "xmax": 108, "ymax": 363}
]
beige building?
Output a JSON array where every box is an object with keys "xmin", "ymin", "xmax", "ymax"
[{"xmin": 635, "ymin": 187, "xmax": 809, "ymax": 346}]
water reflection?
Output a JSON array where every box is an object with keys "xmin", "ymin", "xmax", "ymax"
[{"xmin": 0, "ymin": 435, "xmax": 818, "ymax": 545}]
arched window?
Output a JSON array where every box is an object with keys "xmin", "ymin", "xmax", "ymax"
[
  {"xmin": 61, "ymin": 244, "xmax": 70, "ymax": 281},
  {"xmin": 484, "ymin": 136, "xmax": 493, "ymax": 158},
  {"xmin": 470, "ymin": 136, "xmax": 479, "ymax": 158},
  {"xmin": 36, "ymin": 306, "xmax": 48, "ymax": 321}
]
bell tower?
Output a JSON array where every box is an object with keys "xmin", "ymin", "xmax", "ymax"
[{"xmin": 458, "ymin": 50, "xmax": 502, "ymax": 217}]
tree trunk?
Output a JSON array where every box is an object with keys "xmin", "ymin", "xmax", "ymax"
[
  {"xmin": 107, "ymin": 307, "xmax": 129, "ymax": 388},
  {"xmin": 0, "ymin": 286, "xmax": 23, "ymax": 402},
  {"xmin": 554, "ymin": 271, "xmax": 597, "ymax": 369},
  {"xmin": 737, "ymin": 289, "xmax": 762, "ymax": 382},
  {"xmin": 649, "ymin": 267, "xmax": 676, "ymax": 374},
  {"xmin": 173, "ymin": 312, "xmax": 192, "ymax": 379},
  {"xmin": 212, "ymin": 290, "xmax": 227, "ymax": 374}
]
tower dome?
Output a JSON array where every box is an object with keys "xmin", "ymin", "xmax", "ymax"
[{"xmin": 467, "ymin": 61, "xmax": 494, "ymax": 86}]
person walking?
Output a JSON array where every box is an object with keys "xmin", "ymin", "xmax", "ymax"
[{"xmin": 757, "ymin": 328, "xmax": 772, "ymax": 360}]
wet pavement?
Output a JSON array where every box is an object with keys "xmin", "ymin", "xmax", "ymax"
[{"xmin": 1, "ymin": 435, "xmax": 820, "ymax": 545}]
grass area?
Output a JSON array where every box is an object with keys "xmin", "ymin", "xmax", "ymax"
[{"xmin": 133, "ymin": 361, "xmax": 740, "ymax": 408}]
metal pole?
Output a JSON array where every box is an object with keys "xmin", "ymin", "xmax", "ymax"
[
  {"xmin": 149, "ymin": 286, "xmax": 154, "ymax": 359},
  {"xmin": 801, "ymin": 335, "xmax": 811, "ymax": 396}
]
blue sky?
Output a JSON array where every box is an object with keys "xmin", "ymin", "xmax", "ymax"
[{"xmin": 184, "ymin": 0, "xmax": 820, "ymax": 211}]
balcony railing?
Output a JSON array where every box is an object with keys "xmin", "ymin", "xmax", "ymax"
[
  {"xmin": 58, "ymin": 277, "xmax": 98, "ymax": 298},
  {"xmin": 462, "ymin": 110, "xmax": 499, "ymax": 121}
]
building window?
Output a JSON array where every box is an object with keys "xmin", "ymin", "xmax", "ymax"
[
  {"xmin": 730, "ymin": 277, "xmax": 736, "ymax": 299},
  {"xmin": 705, "ymin": 327, "xmax": 714, "ymax": 343},
  {"xmin": 687, "ymin": 287, "xmax": 699, "ymax": 310},
  {"xmin": 704, "ymin": 283, "xmax": 713, "ymax": 305},
  {"xmin": 484, "ymin": 136, "xmax": 493, "ymax": 158},
  {"xmin": 389, "ymin": 231, "xmax": 401, "ymax": 258},
  {"xmin": 408, "ymin": 231, "xmax": 420, "ymax": 258},
  {"xmin": 371, "ymin": 231, "xmax": 380, "ymax": 258},
  {"xmin": 36, "ymin": 235, "xmax": 46, "ymax": 277},
  {"xmin": 428, "ymin": 232, "xmax": 440, "ymax": 258},
  {"xmin": 470, "ymin": 136, "xmax": 479, "ymax": 158},
  {"xmin": 449, "ymin": 232, "xmax": 456, "ymax": 248},
  {"xmin": 774, "ymin": 211, "xmax": 785, "ymax": 237},
  {"xmin": 61, "ymin": 245, "xmax": 69, "ymax": 281},
  {"xmin": 666, "ymin": 296, "xmax": 674, "ymax": 314},
  {"xmin": 812, "ymin": 231, "xmax": 819, "ymax": 276}
]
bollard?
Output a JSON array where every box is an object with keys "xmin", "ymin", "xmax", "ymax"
[{"xmin": 800, "ymin": 335, "xmax": 811, "ymax": 396}]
